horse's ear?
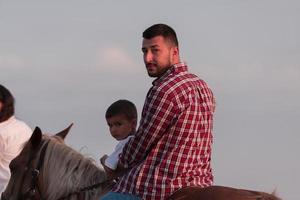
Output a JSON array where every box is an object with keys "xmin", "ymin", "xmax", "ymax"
[
  {"xmin": 55, "ymin": 123, "xmax": 73, "ymax": 140},
  {"xmin": 30, "ymin": 127, "xmax": 42, "ymax": 149}
]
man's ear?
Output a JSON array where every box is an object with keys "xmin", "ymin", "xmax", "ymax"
[
  {"xmin": 0, "ymin": 102, "xmax": 3, "ymax": 112},
  {"xmin": 170, "ymin": 46, "xmax": 180, "ymax": 63},
  {"xmin": 172, "ymin": 46, "xmax": 179, "ymax": 56}
]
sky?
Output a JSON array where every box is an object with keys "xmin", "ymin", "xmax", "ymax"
[{"xmin": 1, "ymin": 1, "xmax": 299, "ymax": 199}]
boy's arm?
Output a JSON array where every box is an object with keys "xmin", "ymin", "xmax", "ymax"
[
  {"xmin": 100, "ymin": 154, "xmax": 127, "ymax": 180},
  {"xmin": 100, "ymin": 155, "xmax": 117, "ymax": 179}
]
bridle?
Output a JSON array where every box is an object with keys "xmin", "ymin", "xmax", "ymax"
[
  {"xmin": 4, "ymin": 139, "xmax": 113, "ymax": 200},
  {"xmin": 17, "ymin": 140, "xmax": 50, "ymax": 200},
  {"xmin": 0, "ymin": 141, "xmax": 49, "ymax": 200}
]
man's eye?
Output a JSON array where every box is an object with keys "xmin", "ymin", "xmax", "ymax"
[{"xmin": 152, "ymin": 49, "xmax": 160, "ymax": 53}]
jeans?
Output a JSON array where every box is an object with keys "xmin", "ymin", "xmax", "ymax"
[{"xmin": 101, "ymin": 192, "xmax": 142, "ymax": 200}]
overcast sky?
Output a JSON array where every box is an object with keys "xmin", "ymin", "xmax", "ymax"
[{"xmin": 1, "ymin": 1, "xmax": 299, "ymax": 199}]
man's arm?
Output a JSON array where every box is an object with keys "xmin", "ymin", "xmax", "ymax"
[{"xmin": 119, "ymin": 88, "xmax": 177, "ymax": 169}]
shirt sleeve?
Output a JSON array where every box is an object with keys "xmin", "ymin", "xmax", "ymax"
[
  {"xmin": 105, "ymin": 143, "xmax": 123, "ymax": 170},
  {"xmin": 119, "ymin": 87, "xmax": 177, "ymax": 168},
  {"xmin": 0, "ymin": 134, "xmax": 14, "ymax": 164},
  {"xmin": 0, "ymin": 134, "xmax": 7, "ymax": 162},
  {"xmin": 0, "ymin": 134, "xmax": 12, "ymax": 192},
  {"xmin": 104, "ymin": 136, "xmax": 133, "ymax": 170}
]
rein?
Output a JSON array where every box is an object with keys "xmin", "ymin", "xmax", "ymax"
[{"xmin": 56, "ymin": 179, "xmax": 112, "ymax": 200}]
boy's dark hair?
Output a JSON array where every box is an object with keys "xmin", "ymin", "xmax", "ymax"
[
  {"xmin": 0, "ymin": 84, "xmax": 15, "ymax": 122},
  {"xmin": 105, "ymin": 99, "xmax": 137, "ymax": 121},
  {"xmin": 143, "ymin": 23, "xmax": 179, "ymax": 47}
]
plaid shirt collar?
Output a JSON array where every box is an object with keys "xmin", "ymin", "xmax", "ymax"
[{"xmin": 152, "ymin": 62, "xmax": 188, "ymax": 86}]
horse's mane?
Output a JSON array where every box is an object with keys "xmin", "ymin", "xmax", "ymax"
[{"xmin": 40, "ymin": 135, "xmax": 107, "ymax": 200}]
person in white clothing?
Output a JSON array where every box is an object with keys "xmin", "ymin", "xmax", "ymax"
[
  {"xmin": 0, "ymin": 85, "xmax": 32, "ymax": 193},
  {"xmin": 100, "ymin": 99, "xmax": 137, "ymax": 179}
]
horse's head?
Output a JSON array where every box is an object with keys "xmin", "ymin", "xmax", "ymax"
[{"xmin": 1, "ymin": 124, "xmax": 73, "ymax": 200}]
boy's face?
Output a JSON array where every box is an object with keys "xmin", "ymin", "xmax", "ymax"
[{"xmin": 106, "ymin": 114, "xmax": 136, "ymax": 141}]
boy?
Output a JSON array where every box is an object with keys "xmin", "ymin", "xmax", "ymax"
[{"xmin": 100, "ymin": 99, "xmax": 137, "ymax": 179}]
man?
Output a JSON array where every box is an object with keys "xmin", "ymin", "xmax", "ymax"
[
  {"xmin": 101, "ymin": 24, "xmax": 215, "ymax": 200},
  {"xmin": 0, "ymin": 85, "xmax": 32, "ymax": 193}
]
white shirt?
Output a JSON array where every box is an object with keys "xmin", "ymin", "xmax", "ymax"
[
  {"xmin": 105, "ymin": 135, "xmax": 134, "ymax": 170},
  {"xmin": 0, "ymin": 116, "xmax": 32, "ymax": 193}
]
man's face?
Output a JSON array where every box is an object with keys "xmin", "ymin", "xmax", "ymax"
[
  {"xmin": 106, "ymin": 114, "xmax": 136, "ymax": 141},
  {"xmin": 142, "ymin": 36, "xmax": 177, "ymax": 78}
]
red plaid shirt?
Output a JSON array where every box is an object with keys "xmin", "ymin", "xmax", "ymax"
[{"xmin": 113, "ymin": 63, "xmax": 215, "ymax": 200}]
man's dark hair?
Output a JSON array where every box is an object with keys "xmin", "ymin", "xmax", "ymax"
[
  {"xmin": 143, "ymin": 23, "xmax": 179, "ymax": 47},
  {"xmin": 105, "ymin": 99, "xmax": 137, "ymax": 121},
  {"xmin": 0, "ymin": 84, "xmax": 15, "ymax": 122}
]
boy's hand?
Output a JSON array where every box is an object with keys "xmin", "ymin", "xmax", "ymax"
[
  {"xmin": 100, "ymin": 155, "xmax": 128, "ymax": 180},
  {"xmin": 100, "ymin": 154, "xmax": 108, "ymax": 166},
  {"xmin": 100, "ymin": 155, "xmax": 117, "ymax": 180}
]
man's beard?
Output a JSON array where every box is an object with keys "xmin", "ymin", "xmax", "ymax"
[{"xmin": 146, "ymin": 56, "xmax": 172, "ymax": 78}]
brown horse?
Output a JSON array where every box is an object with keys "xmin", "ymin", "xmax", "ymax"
[
  {"xmin": 1, "ymin": 125, "xmax": 281, "ymax": 200},
  {"xmin": 167, "ymin": 186, "xmax": 281, "ymax": 200},
  {"xmin": 1, "ymin": 124, "xmax": 112, "ymax": 200}
]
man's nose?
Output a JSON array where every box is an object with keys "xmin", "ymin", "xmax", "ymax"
[{"xmin": 144, "ymin": 51, "xmax": 153, "ymax": 63}]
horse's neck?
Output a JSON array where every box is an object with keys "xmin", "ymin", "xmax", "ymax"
[{"xmin": 42, "ymin": 140, "xmax": 107, "ymax": 200}]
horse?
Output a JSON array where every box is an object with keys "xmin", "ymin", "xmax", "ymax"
[
  {"xmin": 1, "ymin": 124, "xmax": 113, "ymax": 200},
  {"xmin": 1, "ymin": 124, "xmax": 281, "ymax": 200},
  {"xmin": 167, "ymin": 186, "xmax": 281, "ymax": 200}
]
